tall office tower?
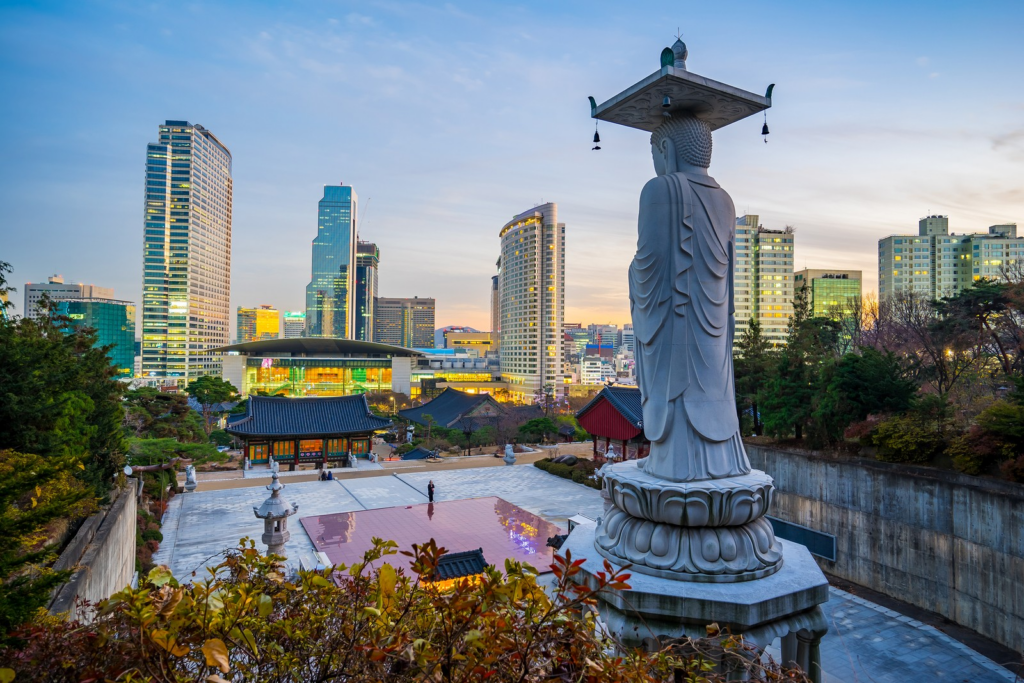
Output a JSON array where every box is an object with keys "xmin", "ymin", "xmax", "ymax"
[
  {"xmin": 24, "ymin": 275, "xmax": 113, "ymax": 318},
  {"xmin": 587, "ymin": 323, "xmax": 619, "ymax": 354},
  {"xmin": 305, "ymin": 184, "xmax": 357, "ymax": 338},
  {"xmin": 374, "ymin": 297, "xmax": 435, "ymax": 348},
  {"xmin": 794, "ymin": 270, "xmax": 862, "ymax": 318},
  {"xmin": 56, "ymin": 298, "xmax": 136, "ymax": 377},
  {"xmin": 237, "ymin": 305, "xmax": 280, "ymax": 343},
  {"xmin": 142, "ymin": 120, "xmax": 232, "ymax": 387},
  {"xmin": 734, "ymin": 215, "xmax": 795, "ymax": 347},
  {"xmin": 490, "ymin": 274, "xmax": 500, "ymax": 333},
  {"xmin": 354, "ymin": 241, "xmax": 379, "ymax": 342},
  {"xmin": 620, "ymin": 323, "xmax": 635, "ymax": 355},
  {"xmin": 879, "ymin": 216, "xmax": 1022, "ymax": 300},
  {"xmin": 282, "ymin": 311, "xmax": 306, "ymax": 338},
  {"xmin": 498, "ymin": 202, "xmax": 566, "ymax": 401}
]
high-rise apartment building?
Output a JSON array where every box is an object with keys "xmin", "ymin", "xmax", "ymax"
[
  {"xmin": 56, "ymin": 298, "xmax": 136, "ymax": 377},
  {"xmin": 498, "ymin": 203, "xmax": 566, "ymax": 401},
  {"xmin": 237, "ymin": 305, "xmax": 280, "ymax": 343},
  {"xmin": 306, "ymin": 184, "xmax": 357, "ymax": 338},
  {"xmin": 354, "ymin": 241, "xmax": 379, "ymax": 342},
  {"xmin": 141, "ymin": 120, "xmax": 232, "ymax": 386},
  {"xmin": 490, "ymin": 274, "xmax": 500, "ymax": 334},
  {"xmin": 734, "ymin": 215, "xmax": 795, "ymax": 347},
  {"xmin": 24, "ymin": 275, "xmax": 113, "ymax": 318},
  {"xmin": 282, "ymin": 311, "xmax": 306, "ymax": 338},
  {"xmin": 878, "ymin": 217, "xmax": 1022, "ymax": 300},
  {"xmin": 794, "ymin": 269, "xmax": 862, "ymax": 318},
  {"xmin": 374, "ymin": 297, "xmax": 435, "ymax": 348}
]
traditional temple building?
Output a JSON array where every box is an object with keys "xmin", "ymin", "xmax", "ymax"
[
  {"xmin": 575, "ymin": 386, "xmax": 649, "ymax": 461},
  {"xmin": 226, "ymin": 395, "xmax": 391, "ymax": 469}
]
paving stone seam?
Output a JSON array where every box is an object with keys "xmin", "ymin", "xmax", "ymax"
[{"xmin": 828, "ymin": 587, "xmax": 1016, "ymax": 680}]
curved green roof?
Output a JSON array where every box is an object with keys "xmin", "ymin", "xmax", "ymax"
[{"xmin": 212, "ymin": 337, "xmax": 423, "ymax": 357}]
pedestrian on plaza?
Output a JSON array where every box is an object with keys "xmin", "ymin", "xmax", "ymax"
[
  {"xmin": 319, "ymin": 469, "xmax": 326, "ymax": 481},
  {"xmin": 427, "ymin": 480, "xmax": 435, "ymax": 503},
  {"xmin": 326, "ymin": 469, "xmax": 334, "ymax": 481}
]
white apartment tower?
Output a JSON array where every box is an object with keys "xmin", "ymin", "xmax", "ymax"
[
  {"xmin": 734, "ymin": 215, "xmax": 795, "ymax": 347},
  {"xmin": 498, "ymin": 203, "xmax": 566, "ymax": 401},
  {"xmin": 141, "ymin": 120, "xmax": 232, "ymax": 387},
  {"xmin": 878, "ymin": 216, "xmax": 1022, "ymax": 300}
]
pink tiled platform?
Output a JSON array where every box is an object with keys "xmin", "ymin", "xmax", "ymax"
[{"xmin": 300, "ymin": 497, "xmax": 563, "ymax": 574}]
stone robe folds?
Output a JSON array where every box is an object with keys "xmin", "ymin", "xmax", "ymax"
[{"xmin": 629, "ymin": 171, "xmax": 751, "ymax": 482}]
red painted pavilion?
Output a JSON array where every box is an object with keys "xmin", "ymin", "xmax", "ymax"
[{"xmin": 575, "ymin": 386, "xmax": 649, "ymax": 462}]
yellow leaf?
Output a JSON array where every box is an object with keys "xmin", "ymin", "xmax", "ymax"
[
  {"xmin": 30, "ymin": 498, "xmax": 37, "ymax": 508},
  {"xmin": 77, "ymin": 461, "xmax": 85, "ymax": 470},
  {"xmin": 379, "ymin": 563, "xmax": 397, "ymax": 595},
  {"xmin": 0, "ymin": 668, "xmax": 14, "ymax": 683},
  {"xmin": 147, "ymin": 566, "xmax": 174, "ymax": 587},
  {"xmin": 206, "ymin": 676, "xmax": 230, "ymax": 683},
  {"xmin": 202, "ymin": 638, "xmax": 231, "ymax": 674}
]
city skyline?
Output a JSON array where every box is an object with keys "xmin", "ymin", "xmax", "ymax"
[{"xmin": 2, "ymin": 1, "xmax": 1022, "ymax": 333}]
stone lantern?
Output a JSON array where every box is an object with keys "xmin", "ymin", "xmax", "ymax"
[{"xmin": 252, "ymin": 471, "xmax": 299, "ymax": 558}]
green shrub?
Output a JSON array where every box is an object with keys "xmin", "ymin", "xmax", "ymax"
[
  {"xmin": 141, "ymin": 529, "xmax": 163, "ymax": 543},
  {"xmin": 872, "ymin": 415, "xmax": 943, "ymax": 464},
  {"xmin": 547, "ymin": 463, "xmax": 573, "ymax": 479},
  {"xmin": 533, "ymin": 459, "xmax": 553, "ymax": 472}
]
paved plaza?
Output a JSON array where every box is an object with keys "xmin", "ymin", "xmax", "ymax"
[{"xmin": 154, "ymin": 465, "xmax": 1017, "ymax": 682}]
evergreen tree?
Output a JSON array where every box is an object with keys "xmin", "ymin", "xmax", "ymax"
[{"xmin": 733, "ymin": 317, "xmax": 773, "ymax": 436}]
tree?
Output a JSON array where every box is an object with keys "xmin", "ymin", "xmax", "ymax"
[
  {"xmin": 811, "ymin": 348, "xmax": 919, "ymax": 445},
  {"xmin": 760, "ymin": 289, "xmax": 837, "ymax": 441},
  {"xmin": 518, "ymin": 418, "xmax": 557, "ymax": 443},
  {"xmin": 733, "ymin": 317, "xmax": 774, "ymax": 436},
  {"xmin": 185, "ymin": 377, "xmax": 239, "ymax": 435},
  {"xmin": 0, "ymin": 538, "xmax": 808, "ymax": 682},
  {"xmin": 0, "ymin": 450, "xmax": 95, "ymax": 643},
  {"xmin": 0, "ymin": 267, "xmax": 127, "ymax": 496},
  {"xmin": 123, "ymin": 388, "xmax": 206, "ymax": 442}
]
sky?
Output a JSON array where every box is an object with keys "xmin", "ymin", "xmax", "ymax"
[{"xmin": 2, "ymin": 0, "xmax": 1023, "ymax": 335}]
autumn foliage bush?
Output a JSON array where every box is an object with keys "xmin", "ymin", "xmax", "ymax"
[{"xmin": 0, "ymin": 538, "xmax": 808, "ymax": 682}]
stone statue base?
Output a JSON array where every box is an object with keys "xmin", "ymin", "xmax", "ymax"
[
  {"xmin": 566, "ymin": 522, "xmax": 829, "ymax": 682},
  {"xmin": 596, "ymin": 460, "xmax": 783, "ymax": 582}
]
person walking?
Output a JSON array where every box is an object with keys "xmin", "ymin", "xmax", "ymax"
[{"xmin": 427, "ymin": 480, "xmax": 435, "ymax": 503}]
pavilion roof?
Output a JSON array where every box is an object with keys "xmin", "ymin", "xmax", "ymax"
[
  {"xmin": 226, "ymin": 395, "xmax": 391, "ymax": 438},
  {"xmin": 431, "ymin": 548, "xmax": 489, "ymax": 581},
  {"xmin": 576, "ymin": 386, "xmax": 643, "ymax": 430},
  {"xmin": 400, "ymin": 388, "xmax": 502, "ymax": 428}
]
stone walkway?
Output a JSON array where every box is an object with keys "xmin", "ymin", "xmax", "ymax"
[{"xmin": 153, "ymin": 465, "xmax": 1019, "ymax": 682}]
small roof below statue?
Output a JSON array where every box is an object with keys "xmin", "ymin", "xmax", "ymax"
[{"xmin": 590, "ymin": 39, "xmax": 772, "ymax": 132}]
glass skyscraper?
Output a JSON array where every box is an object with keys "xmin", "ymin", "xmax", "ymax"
[
  {"xmin": 57, "ymin": 298, "xmax": 136, "ymax": 377},
  {"xmin": 305, "ymin": 185, "xmax": 357, "ymax": 338},
  {"xmin": 354, "ymin": 241, "xmax": 379, "ymax": 342},
  {"xmin": 141, "ymin": 120, "xmax": 232, "ymax": 387}
]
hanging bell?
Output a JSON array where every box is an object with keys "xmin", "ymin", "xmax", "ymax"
[
  {"xmin": 761, "ymin": 122, "xmax": 770, "ymax": 136},
  {"xmin": 593, "ymin": 130, "xmax": 601, "ymax": 144}
]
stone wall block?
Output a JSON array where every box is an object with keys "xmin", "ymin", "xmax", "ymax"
[{"xmin": 747, "ymin": 445, "xmax": 1024, "ymax": 655}]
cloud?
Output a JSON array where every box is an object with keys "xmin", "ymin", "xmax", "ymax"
[
  {"xmin": 992, "ymin": 128, "xmax": 1024, "ymax": 150},
  {"xmin": 347, "ymin": 13, "xmax": 374, "ymax": 26}
]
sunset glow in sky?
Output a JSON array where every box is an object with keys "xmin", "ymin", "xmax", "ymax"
[{"xmin": 2, "ymin": 0, "xmax": 1022, "ymax": 333}]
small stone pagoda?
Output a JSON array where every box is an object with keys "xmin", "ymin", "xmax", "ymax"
[{"xmin": 253, "ymin": 470, "xmax": 299, "ymax": 558}]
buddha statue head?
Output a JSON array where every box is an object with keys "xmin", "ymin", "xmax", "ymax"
[{"xmin": 650, "ymin": 113, "xmax": 713, "ymax": 175}]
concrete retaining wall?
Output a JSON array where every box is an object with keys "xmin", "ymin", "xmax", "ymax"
[
  {"xmin": 49, "ymin": 482, "xmax": 137, "ymax": 621},
  {"xmin": 747, "ymin": 444, "xmax": 1024, "ymax": 654}
]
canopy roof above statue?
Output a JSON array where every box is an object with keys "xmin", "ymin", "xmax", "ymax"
[{"xmin": 590, "ymin": 41, "xmax": 772, "ymax": 132}]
